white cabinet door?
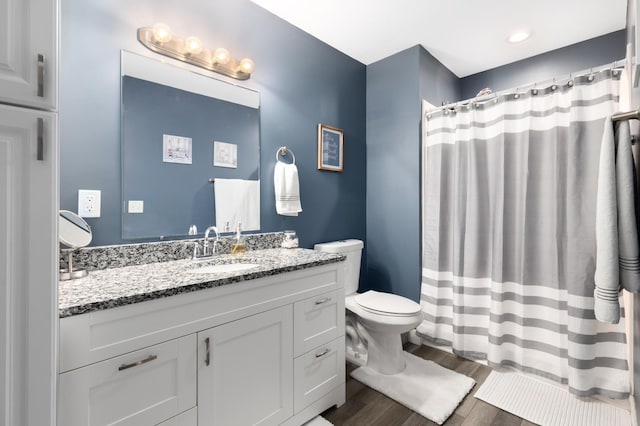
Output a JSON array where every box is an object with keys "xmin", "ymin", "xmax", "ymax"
[
  {"xmin": 58, "ymin": 335, "xmax": 197, "ymax": 426},
  {"xmin": 0, "ymin": 104, "xmax": 57, "ymax": 426},
  {"xmin": 198, "ymin": 306, "xmax": 294, "ymax": 426},
  {"xmin": 0, "ymin": 0, "xmax": 57, "ymax": 109}
]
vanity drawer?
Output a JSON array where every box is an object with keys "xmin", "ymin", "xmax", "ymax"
[
  {"xmin": 293, "ymin": 289, "xmax": 344, "ymax": 357},
  {"xmin": 58, "ymin": 334, "xmax": 196, "ymax": 426},
  {"xmin": 157, "ymin": 407, "xmax": 197, "ymax": 426},
  {"xmin": 294, "ymin": 336, "xmax": 345, "ymax": 413}
]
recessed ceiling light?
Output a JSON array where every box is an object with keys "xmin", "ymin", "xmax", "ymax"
[{"xmin": 508, "ymin": 31, "xmax": 531, "ymax": 43}]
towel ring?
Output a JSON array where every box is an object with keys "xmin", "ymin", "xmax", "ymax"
[{"xmin": 276, "ymin": 146, "xmax": 296, "ymax": 164}]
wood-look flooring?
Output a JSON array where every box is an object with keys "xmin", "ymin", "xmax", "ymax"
[{"xmin": 321, "ymin": 343, "xmax": 537, "ymax": 426}]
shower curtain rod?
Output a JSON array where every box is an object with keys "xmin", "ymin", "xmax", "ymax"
[{"xmin": 434, "ymin": 58, "xmax": 628, "ymax": 113}]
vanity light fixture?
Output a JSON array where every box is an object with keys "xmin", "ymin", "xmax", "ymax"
[{"xmin": 137, "ymin": 23, "xmax": 255, "ymax": 80}]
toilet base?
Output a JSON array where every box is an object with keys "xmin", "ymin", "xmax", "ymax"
[{"xmin": 365, "ymin": 330, "xmax": 406, "ymax": 375}]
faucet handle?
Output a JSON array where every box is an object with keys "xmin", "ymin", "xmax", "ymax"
[{"xmin": 192, "ymin": 241, "xmax": 201, "ymax": 260}]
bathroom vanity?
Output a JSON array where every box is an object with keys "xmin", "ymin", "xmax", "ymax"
[{"xmin": 58, "ymin": 248, "xmax": 345, "ymax": 426}]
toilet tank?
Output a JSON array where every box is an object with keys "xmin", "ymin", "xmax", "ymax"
[{"xmin": 314, "ymin": 239, "xmax": 364, "ymax": 295}]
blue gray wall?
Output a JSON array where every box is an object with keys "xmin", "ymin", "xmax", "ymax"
[
  {"xmin": 60, "ymin": 0, "xmax": 366, "ymax": 249},
  {"xmin": 365, "ymin": 46, "xmax": 459, "ymax": 300},
  {"xmin": 460, "ymin": 30, "xmax": 626, "ymax": 100}
]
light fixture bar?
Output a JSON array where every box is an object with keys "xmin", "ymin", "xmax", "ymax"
[{"xmin": 137, "ymin": 26, "xmax": 253, "ymax": 80}]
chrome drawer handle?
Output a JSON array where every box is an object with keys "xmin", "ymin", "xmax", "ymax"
[
  {"xmin": 315, "ymin": 348, "xmax": 331, "ymax": 358},
  {"xmin": 315, "ymin": 297, "xmax": 331, "ymax": 305},
  {"xmin": 37, "ymin": 54, "xmax": 45, "ymax": 98},
  {"xmin": 205, "ymin": 337, "xmax": 211, "ymax": 366},
  {"xmin": 37, "ymin": 118, "xmax": 44, "ymax": 161},
  {"xmin": 118, "ymin": 354, "xmax": 157, "ymax": 371}
]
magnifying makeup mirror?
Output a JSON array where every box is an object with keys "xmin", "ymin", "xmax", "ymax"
[{"xmin": 59, "ymin": 210, "xmax": 92, "ymax": 280}]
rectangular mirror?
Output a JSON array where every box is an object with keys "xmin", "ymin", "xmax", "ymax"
[{"xmin": 121, "ymin": 50, "xmax": 260, "ymax": 240}]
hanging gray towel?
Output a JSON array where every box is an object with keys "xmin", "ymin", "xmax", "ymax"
[
  {"xmin": 595, "ymin": 118, "xmax": 640, "ymax": 324},
  {"xmin": 615, "ymin": 120, "xmax": 640, "ymax": 293},
  {"xmin": 595, "ymin": 117, "xmax": 621, "ymax": 324}
]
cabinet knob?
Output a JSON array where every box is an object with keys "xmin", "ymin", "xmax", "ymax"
[{"xmin": 315, "ymin": 297, "xmax": 331, "ymax": 305}]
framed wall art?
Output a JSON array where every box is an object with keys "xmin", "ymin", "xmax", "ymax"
[{"xmin": 317, "ymin": 124, "xmax": 344, "ymax": 172}]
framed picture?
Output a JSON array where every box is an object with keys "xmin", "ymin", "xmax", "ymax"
[
  {"xmin": 162, "ymin": 134, "xmax": 192, "ymax": 164},
  {"xmin": 317, "ymin": 124, "xmax": 344, "ymax": 171}
]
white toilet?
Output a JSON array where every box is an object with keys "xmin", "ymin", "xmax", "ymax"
[{"xmin": 314, "ymin": 239, "xmax": 422, "ymax": 375}]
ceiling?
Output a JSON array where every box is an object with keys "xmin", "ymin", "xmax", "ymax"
[{"xmin": 250, "ymin": 0, "xmax": 628, "ymax": 77}]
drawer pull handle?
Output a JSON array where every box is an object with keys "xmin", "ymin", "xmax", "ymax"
[
  {"xmin": 315, "ymin": 297, "xmax": 331, "ymax": 305},
  {"xmin": 37, "ymin": 118, "xmax": 44, "ymax": 161},
  {"xmin": 205, "ymin": 337, "xmax": 211, "ymax": 366},
  {"xmin": 315, "ymin": 348, "xmax": 331, "ymax": 358},
  {"xmin": 118, "ymin": 354, "xmax": 157, "ymax": 371},
  {"xmin": 37, "ymin": 54, "xmax": 45, "ymax": 97}
]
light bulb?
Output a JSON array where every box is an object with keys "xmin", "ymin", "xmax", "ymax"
[
  {"xmin": 239, "ymin": 58, "xmax": 254, "ymax": 74},
  {"xmin": 152, "ymin": 22, "xmax": 173, "ymax": 43},
  {"xmin": 185, "ymin": 36, "xmax": 203, "ymax": 55},
  {"xmin": 507, "ymin": 31, "xmax": 530, "ymax": 43},
  {"xmin": 213, "ymin": 48, "xmax": 231, "ymax": 65}
]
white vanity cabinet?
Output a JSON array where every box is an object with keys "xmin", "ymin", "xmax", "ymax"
[
  {"xmin": 198, "ymin": 306, "xmax": 293, "ymax": 426},
  {"xmin": 58, "ymin": 261, "xmax": 345, "ymax": 426},
  {"xmin": 0, "ymin": 0, "xmax": 57, "ymax": 109}
]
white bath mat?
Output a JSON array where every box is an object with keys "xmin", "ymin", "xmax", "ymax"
[
  {"xmin": 302, "ymin": 415, "xmax": 332, "ymax": 425},
  {"xmin": 475, "ymin": 369, "xmax": 631, "ymax": 426},
  {"xmin": 350, "ymin": 351, "xmax": 475, "ymax": 424}
]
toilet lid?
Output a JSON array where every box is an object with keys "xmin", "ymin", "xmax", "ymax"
[{"xmin": 354, "ymin": 290, "xmax": 421, "ymax": 316}]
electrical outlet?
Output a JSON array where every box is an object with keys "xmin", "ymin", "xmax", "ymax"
[{"xmin": 78, "ymin": 190, "xmax": 101, "ymax": 218}]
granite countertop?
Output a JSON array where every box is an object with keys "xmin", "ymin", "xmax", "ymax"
[{"xmin": 59, "ymin": 248, "xmax": 345, "ymax": 318}]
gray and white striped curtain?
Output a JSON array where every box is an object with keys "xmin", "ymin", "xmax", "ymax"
[{"xmin": 419, "ymin": 69, "xmax": 630, "ymax": 398}]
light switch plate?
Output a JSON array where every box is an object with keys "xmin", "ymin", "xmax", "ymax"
[
  {"xmin": 78, "ymin": 190, "xmax": 101, "ymax": 218},
  {"xmin": 128, "ymin": 200, "xmax": 144, "ymax": 214}
]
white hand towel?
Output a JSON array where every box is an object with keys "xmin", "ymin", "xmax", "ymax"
[
  {"xmin": 274, "ymin": 162, "xmax": 302, "ymax": 216},
  {"xmin": 214, "ymin": 179, "xmax": 260, "ymax": 231}
]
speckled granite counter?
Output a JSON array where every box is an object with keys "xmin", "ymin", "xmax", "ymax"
[{"xmin": 59, "ymin": 248, "xmax": 344, "ymax": 318}]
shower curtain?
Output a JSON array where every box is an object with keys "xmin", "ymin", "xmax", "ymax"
[{"xmin": 419, "ymin": 69, "xmax": 630, "ymax": 398}]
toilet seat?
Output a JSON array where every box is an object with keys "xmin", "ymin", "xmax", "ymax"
[{"xmin": 354, "ymin": 290, "xmax": 421, "ymax": 317}]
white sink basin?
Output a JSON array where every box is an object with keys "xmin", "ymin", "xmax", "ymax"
[{"xmin": 191, "ymin": 263, "xmax": 260, "ymax": 274}]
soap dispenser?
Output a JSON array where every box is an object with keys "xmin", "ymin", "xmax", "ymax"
[{"xmin": 231, "ymin": 221, "xmax": 246, "ymax": 255}]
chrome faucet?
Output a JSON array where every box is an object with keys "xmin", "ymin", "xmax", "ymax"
[
  {"xmin": 192, "ymin": 226, "xmax": 219, "ymax": 259},
  {"xmin": 202, "ymin": 226, "xmax": 219, "ymax": 256}
]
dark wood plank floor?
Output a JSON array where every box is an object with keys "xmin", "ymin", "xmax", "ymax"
[{"xmin": 321, "ymin": 343, "xmax": 538, "ymax": 426}]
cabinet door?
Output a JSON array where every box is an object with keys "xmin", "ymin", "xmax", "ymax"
[
  {"xmin": 0, "ymin": 105, "xmax": 57, "ymax": 426},
  {"xmin": 58, "ymin": 335, "xmax": 196, "ymax": 426},
  {"xmin": 0, "ymin": 0, "xmax": 57, "ymax": 109},
  {"xmin": 198, "ymin": 306, "xmax": 293, "ymax": 426}
]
